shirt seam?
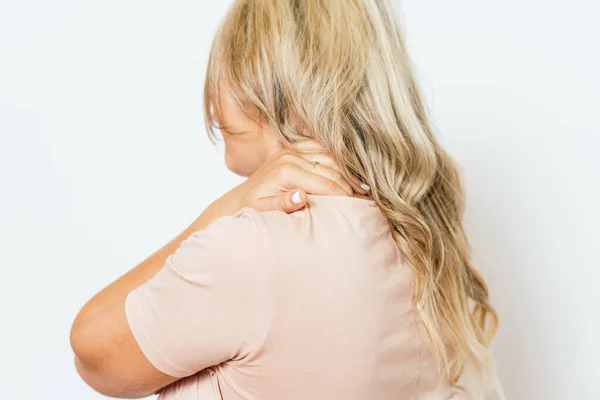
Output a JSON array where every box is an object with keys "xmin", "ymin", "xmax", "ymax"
[{"xmin": 234, "ymin": 211, "xmax": 274, "ymax": 365}]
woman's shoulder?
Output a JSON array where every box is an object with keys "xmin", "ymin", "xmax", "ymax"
[
  {"xmin": 197, "ymin": 198, "xmax": 391, "ymax": 265},
  {"xmin": 201, "ymin": 206, "xmax": 289, "ymax": 239},
  {"xmin": 212, "ymin": 206, "xmax": 306, "ymax": 238},
  {"xmin": 191, "ymin": 207, "xmax": 290, "ymax": 260}
]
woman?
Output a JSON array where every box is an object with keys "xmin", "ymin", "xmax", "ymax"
[{"xmin": 71, "ymin": 0, "xmax": 500, "ymax": 399}]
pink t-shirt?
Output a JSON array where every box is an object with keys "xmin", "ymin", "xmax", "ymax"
[{"xmin": 125, "ymin": 195, "xmax": 458, "ymax": 399}]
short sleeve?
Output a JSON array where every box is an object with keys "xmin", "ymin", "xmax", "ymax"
[{"xmin": 125, "ymin": 209, "xmax": 271, "ymax": 378}]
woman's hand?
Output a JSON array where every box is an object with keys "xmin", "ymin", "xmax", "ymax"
[{"xmin": 234, "ymin": 141, "xmax": 369, "ymax": 213}]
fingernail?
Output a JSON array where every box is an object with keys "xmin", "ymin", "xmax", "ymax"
[
  {"xmin": 360, "ymin": 183, "xmax": 371, "ymax": 192},
  {"xmin": 292, "ymin": 191, "xmax": 302, "ymax": 204}
]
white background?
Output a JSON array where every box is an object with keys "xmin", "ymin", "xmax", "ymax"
[{"xmin": 0, "ymin": 0, "xmax": 598, "ymax": 399}]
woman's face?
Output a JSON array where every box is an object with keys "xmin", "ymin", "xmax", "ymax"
[{"xmin": 218, "ymin": 93, "xmax": 282, "ymax": 177}]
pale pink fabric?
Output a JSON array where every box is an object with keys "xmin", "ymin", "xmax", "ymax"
[{"xmin": 125, "ymin": 195, "xmax": 460, "ymax": 399}]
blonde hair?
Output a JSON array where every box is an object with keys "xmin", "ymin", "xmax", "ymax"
[{"xmin": 204, "ymin": 0, "xmax": 500, "ymax": 395}]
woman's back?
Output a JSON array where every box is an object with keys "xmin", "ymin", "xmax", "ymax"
[{"xmin": 127, "ymin": 195, "xmax": 454, "ymax": 399}]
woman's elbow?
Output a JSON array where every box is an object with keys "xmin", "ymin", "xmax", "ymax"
[
  {"xmin": 73, "ymin": 356, "xmax": 150, "ymax": 399},
  {"xmin": 70, "ymin": 322, "xmax": 96, "ymax": 368},
  {"xmin": 69, "ymin": 316, "xmax": 163, "ymax": 398},
  {"xmin": 71, "ymin": 326, "xmax": 110, "ymax": 393}
]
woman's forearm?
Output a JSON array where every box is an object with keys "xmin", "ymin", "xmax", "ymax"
[{"xmin": 70, "ymin": 186, "xmax": 243, "ymax": 337}]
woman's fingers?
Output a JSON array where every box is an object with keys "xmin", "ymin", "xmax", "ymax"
[
  {"xmin": 253, "ymin": 188, "xmax": 308, "ymax": 214},
  {"xmin": 276, "ymin": 163, "xmax": 350, "ymax": 197},
  {"xmin": 272, "ymin": 152, "xmax": 353, "ymax": 196},
  {"xmin": 298, "ymin": 157, "xmax": 354, "ymax": 196},
  {"xmin": 300, "ymin": 153, "xmax": 369, "ymax": 195},
  {"xmin": 244, "ymin": 145, "xmax": 368, "ymax": 214},
  {"xmin": 291, "ymin": 152, "xmax": 368, "ymax": 195},
  {"xmin": 280, "ymin": 189, "xmax": 307, "ymax": 212},
  {"xmin": 290, "ymin": 142, "xmax": 369, "ymax": 195}
]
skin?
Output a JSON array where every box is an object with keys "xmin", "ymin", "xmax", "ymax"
[{"xmin": 70, "ymin": 95, "xmax": 367, "ymax": 398}]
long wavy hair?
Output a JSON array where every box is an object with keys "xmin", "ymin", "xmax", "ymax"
[{"xmin": 204, "ymin": 0, "xmax": 500, "ymax": 395}]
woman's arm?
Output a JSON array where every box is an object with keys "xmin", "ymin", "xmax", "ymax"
[
  {"xmin": 70, "ymin": 186, "xmax": 247, "ymax": 398},
  {"xmin": 70, "ymin": 148, "xmax": 361, "ymax": 398},
  {"xmin": 70, "ymin": 186, "xmax": 241, "ymax": 341}
]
